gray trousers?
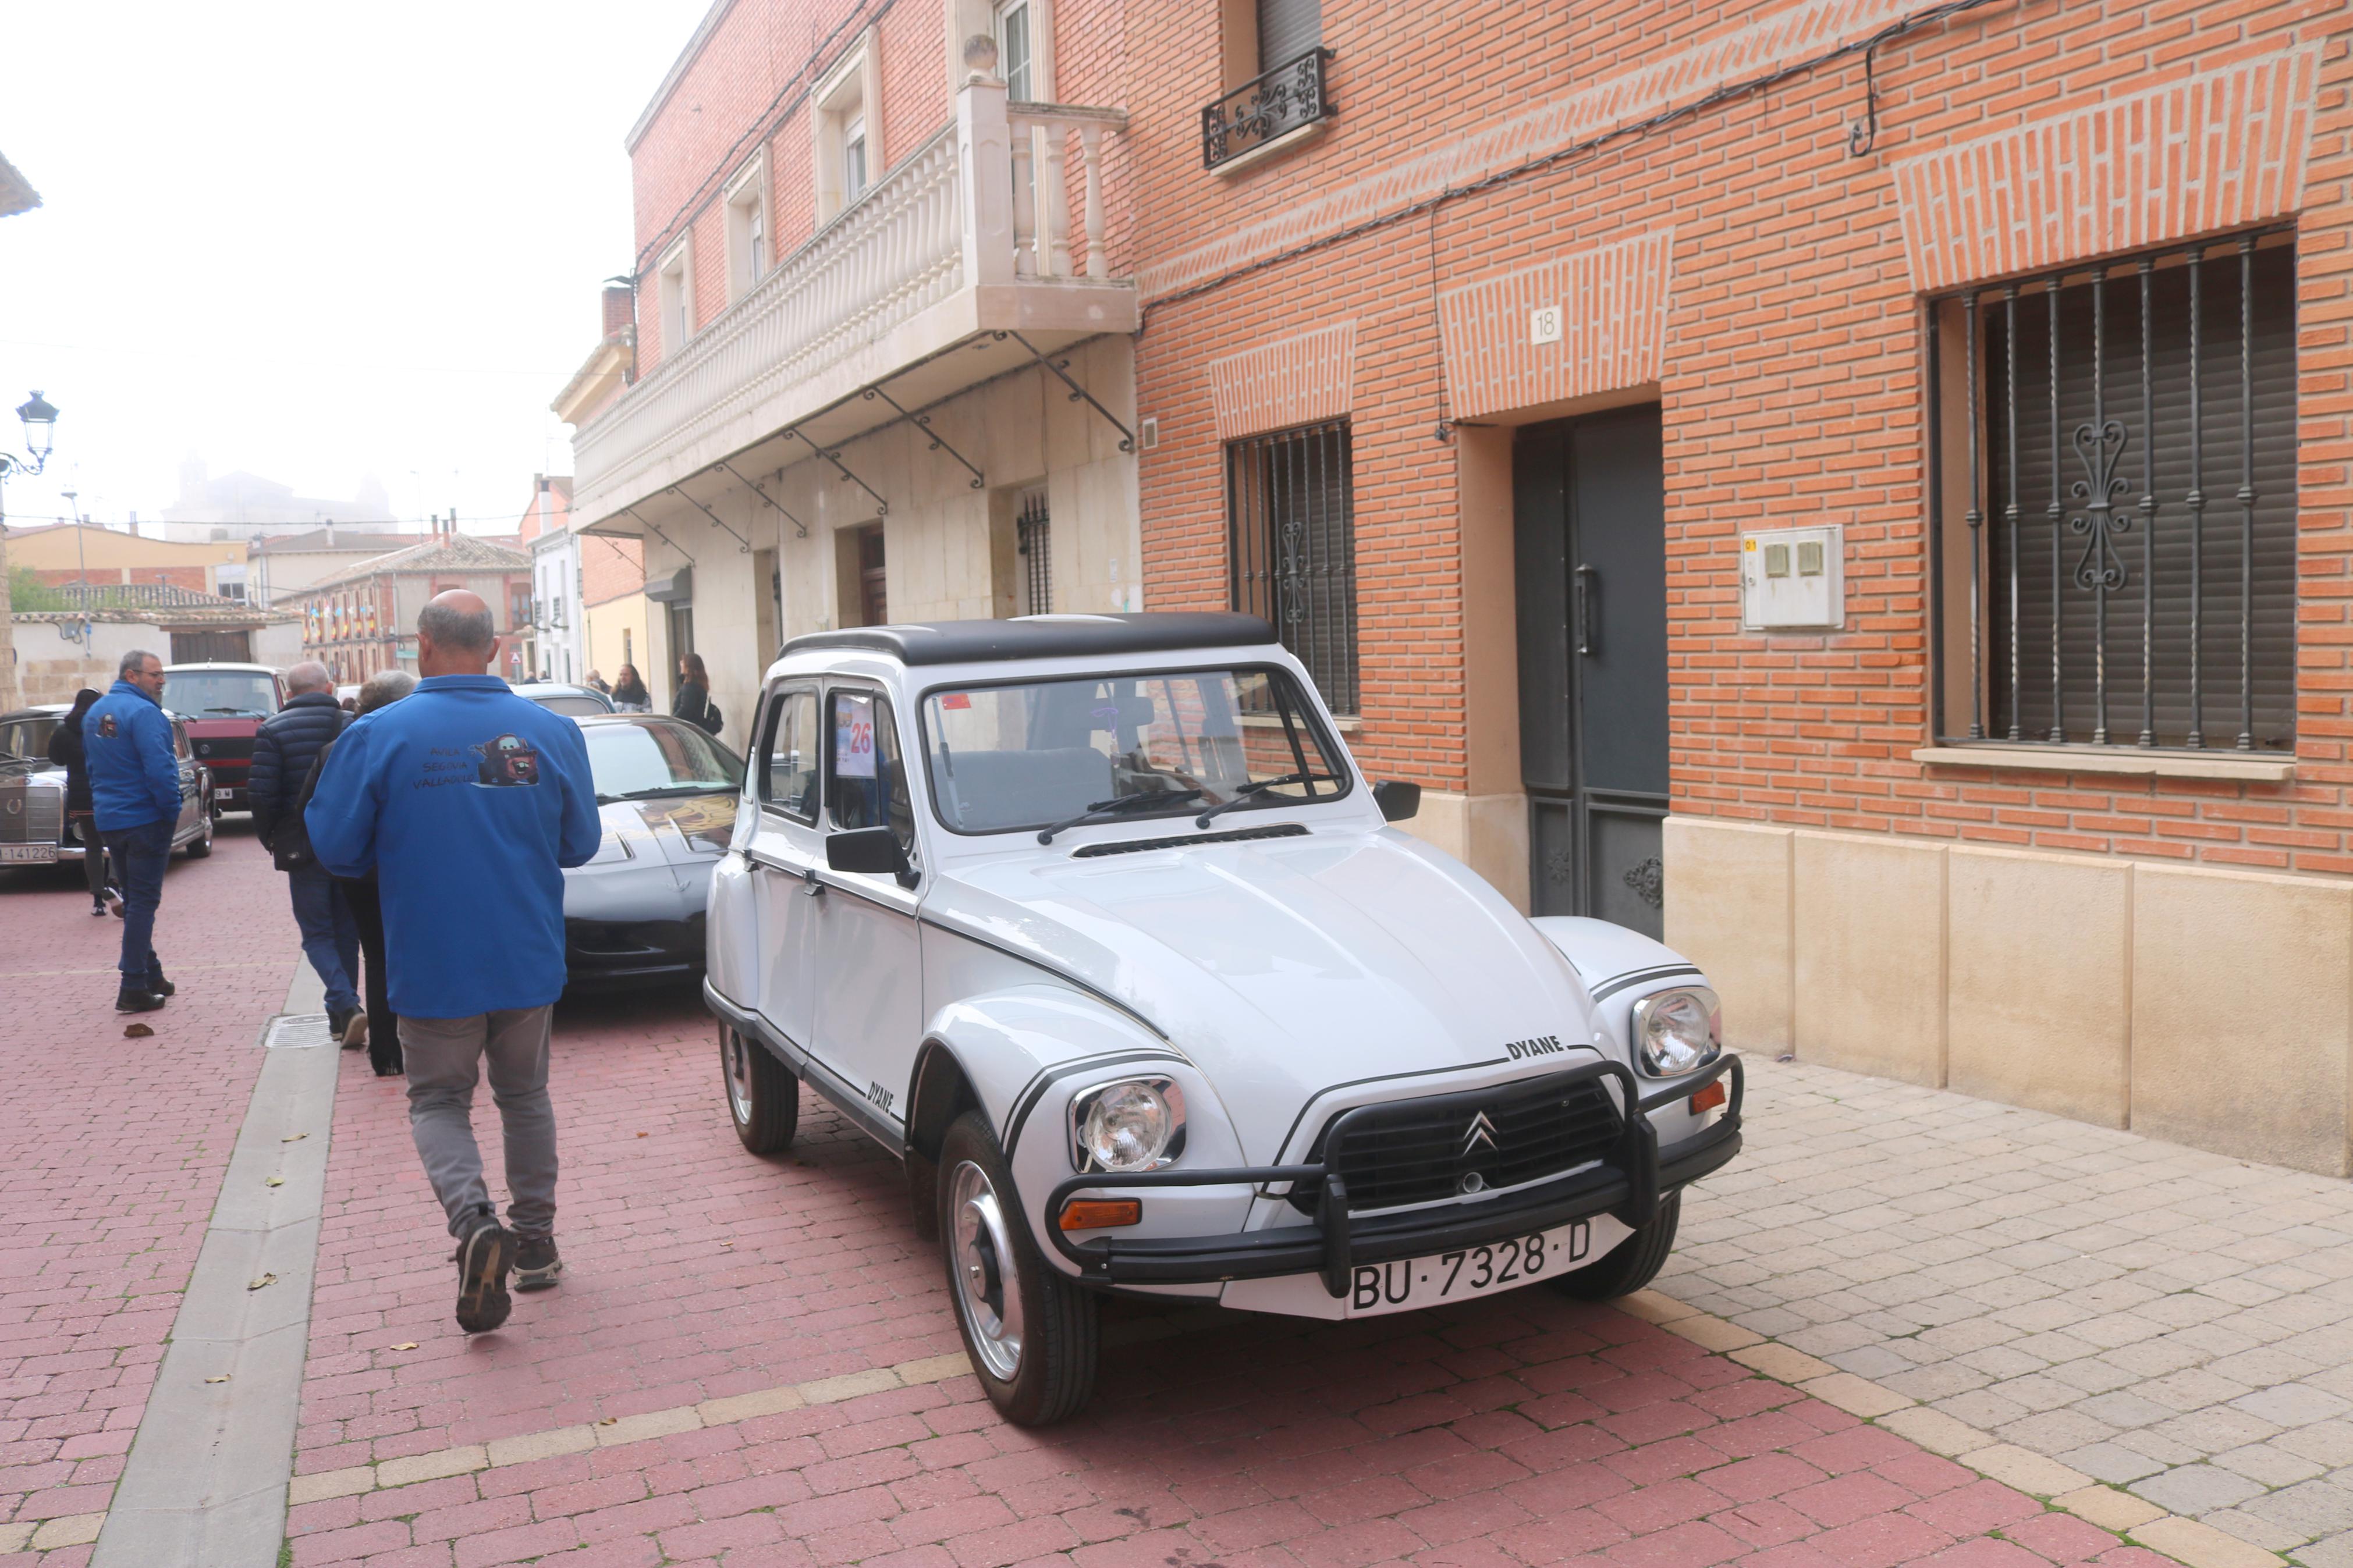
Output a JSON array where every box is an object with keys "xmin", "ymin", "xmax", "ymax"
[{"xmin": 402, "ymin": 1007, "xmax": 558, "ymax": 1239}]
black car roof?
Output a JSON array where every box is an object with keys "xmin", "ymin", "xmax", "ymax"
[{"xmin": 781, "ymin": 613, "xmax": 1279, "ymax": 668}]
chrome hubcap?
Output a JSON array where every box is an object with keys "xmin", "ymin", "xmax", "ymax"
[
  {"xmin": 725, "ymin": 1030, "xmax": 754, "ymax": 1122},
  {"xmin": 949, "ymin": 1160, "xmax": 1024, "ymax": 1381}
]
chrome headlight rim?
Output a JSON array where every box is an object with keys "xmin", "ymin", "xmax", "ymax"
[
  {"xmin": 1630, "ymin": 986, "xmax": 1722, "ymax": 1078},
  {"xmin": 1067, "ymin": 1075, "xmax": 1188, "ymax": 1174}
]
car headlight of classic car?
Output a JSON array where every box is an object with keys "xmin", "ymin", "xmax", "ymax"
[
  {"xmin": 1631, "ymin": 987, "xmax": 1722, "ymax": 1078},
  {"xmin": 1070, "ymin": 1077, "xmax": 1187, "ymax": 1172}
]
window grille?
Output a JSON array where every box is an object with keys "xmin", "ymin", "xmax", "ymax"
[
  {"xmin": 1933, "ymin": 230, "xmax": 2297, "ymax": 751},
  {"xmin": 1015, "ymin": 488, "xmax": 1051, "ymax": 616},
  {"xmin": 1227, "ymin": 419, "xmax": 1357, "ymax": 713}
]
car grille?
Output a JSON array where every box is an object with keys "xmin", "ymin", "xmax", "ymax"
[
  {"xmin": 193, "ymin": 737, "xmax": 253, "ymax": 763},
  {"xmin": 1299, "ymin": 1070, "xmax": 1624, "ymax": 1213},
  {"xmin": 0, "ymin": 781, "xmax": 63, "ymax": 845}
]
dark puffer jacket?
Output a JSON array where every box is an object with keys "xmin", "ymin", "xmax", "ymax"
[{"xmin": 250, "ymin": 691, "xmax": 349, "ymax": 862}]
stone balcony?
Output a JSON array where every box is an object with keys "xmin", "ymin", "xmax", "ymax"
[{"xmin": 570, "ymin": 63, "xmax": 1133, "ymax": 535}]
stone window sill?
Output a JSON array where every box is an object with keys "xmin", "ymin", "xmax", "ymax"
[{"xmin": 1910, "ymin": 745, "xmax": 2294, "ymax": 783}]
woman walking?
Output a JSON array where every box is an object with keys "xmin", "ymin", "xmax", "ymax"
[
  {"xmin": 610, "ymin": 664, "xmax": 650, "ymax": 712},
  {"xmin": 671, "ymin": 653, "xmax": 718, "ymax": 735},
  {"xmin": 46, "ymin": 689, "xmax": 121, "ymax": 917}
]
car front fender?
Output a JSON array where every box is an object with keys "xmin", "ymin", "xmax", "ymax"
[{"xmin": 1529, "ymin": 916, "xmax": 1733, "ymax": 1157}]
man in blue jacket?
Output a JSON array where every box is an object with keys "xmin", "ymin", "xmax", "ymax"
[
  {"xmin": 307, "ymin": 591, "xmax": 599, "ymax": 1334},
  {"xmin": 84, "ymin": 649, "xmax": 186, "ymax": 1013}
]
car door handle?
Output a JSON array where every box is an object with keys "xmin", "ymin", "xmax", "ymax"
[{"xmin": 802, "ymin": 866, "xmax": 826, "ymax": 898}]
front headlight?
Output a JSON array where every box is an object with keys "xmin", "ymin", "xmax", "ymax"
[
  {"xmin": 1069, "ymin": 1077, "xmax": 1187, "ymax": 1172},
  {"xmin": 1631, "ymin": 987, "xmax": 1721, "ymax": 1077}
]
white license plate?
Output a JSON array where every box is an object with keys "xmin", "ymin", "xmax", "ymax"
[
  {"xmin": 0, "ymin": 845, "xmax": 58, "ymax": 864},
  {"xmin": 1343, "ymin": 1215, "xmax": 1630, "ymax": 1317}
]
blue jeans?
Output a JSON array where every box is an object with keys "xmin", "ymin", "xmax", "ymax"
[
  {"xmin": 287, "ymin": 865, "xmax": 361, "ymax": 1015},
  {"xmin": 101, "ymin": 817, "xmax": 172, "ymax": 988}
]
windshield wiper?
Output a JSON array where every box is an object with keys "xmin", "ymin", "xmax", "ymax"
[
  {"xmin": 200, "ymin": 707, "xmax": 263, "ymax": 717},
  {"xmin": 1037, "ymin": 788, "xmax": 1204, "ymax": 845},
  {"xmin": 1193, "ymin": 771, "xmax": 1343, "ymax": 828},
  {"xmin": 599, "ymin": 783, "xmax": 733, "ymax": 803}
]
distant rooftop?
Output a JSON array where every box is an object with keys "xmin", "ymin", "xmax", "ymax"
[
  {"xmin": 250, "ymin": 527, "xmax": 420, "ymax": 554},
  {"xmin": 309, "ymin": 532, "xmax": 532, "ymax": 591}
]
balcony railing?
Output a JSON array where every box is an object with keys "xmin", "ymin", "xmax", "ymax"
[
  {"xmin": 572, "ymin": 65, "xmax": 1127, "ymax": 518},
  {"xmin": 1202, "ymin": 47, "xmax": 1334, "ymax": 170}
]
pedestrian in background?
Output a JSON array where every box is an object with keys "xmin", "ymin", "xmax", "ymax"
[
  {"xmin": 584, "ymin": 669, "xmax": 610, "ymax": 696},
  {"xmin": 83, "ymin": 650, "xmax": 182, "ymax": 1013},
  {"xmin": 610, "ymin": 663, "xmax": 649, "ymax": 712},
  {"xmin": 295, "ymin": 668, "xmax": 415, "ymax": 1077},
  {"xmin": 672, "ymin": 652, "xmax": 719, "ymax": 735},
  {"xmin": 307, "ymin": 591, "xmax": 599, "ymax": 1334},
  {"xmin": 46, "ymin": 688, "xmax": 122, "ymax": 918},
  {"xmin": 251, "ymin": 661, "xmax": 361, "ymax": 1042}
]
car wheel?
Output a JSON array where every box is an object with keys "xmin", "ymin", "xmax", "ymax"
[
  {"xmin": 1546, "ymin": 1191, "xmax": 1681, "ymax": 1301},
  {"xmin": 721, "ymin": 1024, "xmax": 797, "ymax": 1153},
  {"xmin": 938, "ymin": 1110, "xmax": 1098, "ymax": 1427},
  {"xmin": 184, "ymin": 809, "xmax": 215, "ymax": 859}
]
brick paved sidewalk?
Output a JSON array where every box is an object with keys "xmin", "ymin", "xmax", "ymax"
[
  {"xmin": 285, "ymin": 990, "xmax": 2215, "ymax": 1568},
  {"xmin": 1662, "ymin": 1062, "xmax": 2353, "ymax": 1568},
  {"xmin": 0, "ymin": 822, "xmax": 300, "ymax": 1564}
]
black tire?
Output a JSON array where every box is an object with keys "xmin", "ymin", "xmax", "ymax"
[
  {"xmin": 721, "ymin": 1023, "xmax": 798, "ymax": 1154},
  {"xmin": 183, "ymin": 808, "xmax": 214, "ymax": 859},
  {"xmin": 938, "ymin": 1110, "xmax": 1098, "ymax": 1426},
  {"xmin": 1547, "ymin": 1191, "xmax": 1681, "ymax": 1301}
]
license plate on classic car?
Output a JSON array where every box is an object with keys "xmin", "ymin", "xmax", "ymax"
[
  {"xmin": 0, "ymin": 845, "xmax": 57, "ymax": 864},
  {"xmin": 1344, "ymin": 1214, "xmax": 1633, "ymax": 1317}
]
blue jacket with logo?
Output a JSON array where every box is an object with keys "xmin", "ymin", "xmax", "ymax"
[
  {"xmin": 84, "ymin": 680, "xmax": 183, "ymax": 833},
  {"xmin": 304, "ymin": 675, "xmax": 600, "ymax": 1018}
]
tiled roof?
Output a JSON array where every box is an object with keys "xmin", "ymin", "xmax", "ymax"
[{"xmin": 309, "ymin": 533, "xmax": 531, "ymax": 592}]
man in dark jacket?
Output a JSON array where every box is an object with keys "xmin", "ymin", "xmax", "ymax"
[
  {"xmin": 252, "ymin": 661, "xmax": 361, "ymax": 1040},
  {"xmin": 84, "ymin": 650, "xmax": 184, "ymax": 1012},
  {"xmin": 47, "ymin": 688, "xmax": 121, "ymax": 917}
]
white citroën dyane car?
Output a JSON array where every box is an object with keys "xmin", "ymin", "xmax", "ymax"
[{"xmin": 703, "ymin": 613, "xmax": 1741, "ymax": 1425}]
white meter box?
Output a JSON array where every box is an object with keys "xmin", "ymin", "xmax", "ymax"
[{"xmin": 1740, "ymin": 525, "xmax": 1843, "ymax": 631}]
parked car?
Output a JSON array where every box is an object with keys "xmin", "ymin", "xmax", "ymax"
[
  {"xmin": 701, "ymin": 613, "xmax": 1741, "ymax": 1425},
  {"xmin": 516, "ymin": 681, "xmax": 616, "ymax": 717},
  {"xmin": 161, "ymin": 662, "xmax": 285, "ymax": 812},
  {"xmin": 563, "ymin": 713, "xmax": 744, "ymax": 986},
  {"xmin": 0, "ymin": 704, "xmax": 218, "ymax": 869}
]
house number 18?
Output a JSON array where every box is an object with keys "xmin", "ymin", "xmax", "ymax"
[{"xmin": 1529, "ymin": 304, "xmax": 1562, "ymax": 346}]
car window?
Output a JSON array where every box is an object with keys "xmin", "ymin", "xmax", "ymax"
[
  {"xmin": 581, "ymin": 718, "xmax": 743, "ymax": 802},
  {"xmin": 1, "ymin": 720, "xmax": 51, "ymax": 759},
  {"xmin": 758, "ymin": 686, "xmax": 819, "ymax": 824},
  {"xmin": 172, "ymin": 721, "xmax": 191, "ymax": 761},
  {"xmin": 161, "ymin": 671, "xmax": 279, "ymax": 719},
  {"xmin": 828, "ymin": 689, "xmax": 914, "ymax": 855},
  {"xmin": 530, "ymin": 694, "xmax": 611, "ymax": 717},
  {"xmin": 921, "ymin": 666, "xmax": 1348, "ymax": 834}
]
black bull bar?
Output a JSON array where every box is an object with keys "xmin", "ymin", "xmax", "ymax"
[{"xmin": 1045, "ymin": 1054, "xmax": 1743, "ymax": 1296}]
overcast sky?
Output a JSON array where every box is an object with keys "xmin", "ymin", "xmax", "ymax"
[{"xmin": 0, "ymin": 0, "xmax": 711, "ymax": 537}]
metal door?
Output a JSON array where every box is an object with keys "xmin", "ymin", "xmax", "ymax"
[{"xmin": 1513, "ymin": 408, "xmax": 1670, "ymax": 936}]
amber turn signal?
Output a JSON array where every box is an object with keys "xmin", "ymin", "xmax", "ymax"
[
  {"xmin": 1689, "ymin": 1079, "xmax": 1728, "ymax": 1115},
  {"xmin": 1058, "ymin": 1199, "xmax": 1142, "ymax": 1231}
]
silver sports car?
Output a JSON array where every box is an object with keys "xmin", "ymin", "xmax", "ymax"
[{"xmin": 563, "ymin": 713, "xmax": 742, "ymax": 987}]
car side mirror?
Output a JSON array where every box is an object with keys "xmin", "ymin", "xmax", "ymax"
[
  {"xmin": 1372, "ymin": 780, "xmax": 1421, "ymax": 823},
  {"xmin": 827, "ymin": 826, "xmax": 915, "ymax": 885}
]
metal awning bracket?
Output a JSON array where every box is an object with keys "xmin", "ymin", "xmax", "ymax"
[
  {"xmin": 1002, "ymin": 330, "xmax": 1135, "ymax": 453},
  {"xmin": 622, "ymin": 505, "xmax": 697, "ymax": 566},
  {"xmin": 861, "ymin": 386, "xmax": 984, "ymax": 490},
  {"xmin": 787, "ymin": 428, "xmax": 889, "ymax": 515},
  {"xmin": 717, "ymin": 459, "xmax": 807, "ymax": 539},
  {"xmin": 666, "ymin": 485, "xmax": 753, "ymax": 553}
]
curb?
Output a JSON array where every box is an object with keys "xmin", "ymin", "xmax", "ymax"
[{"xmin": 1616, "ymin": 1288, "xmax": 2289, "ymax": 1568}]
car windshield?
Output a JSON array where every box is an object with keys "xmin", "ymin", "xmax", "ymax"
[
  {"xmin": 162, "ymin": 671, "xmax": 278, "ymax": 719},
  {"xmin": 2, "ymin": 717, "xmax": 61, "ymax": 760},
  {"xmin": 583, "ymin": 718, "xmax": 743, "ymax": 802},
  {"xmin": 527, "ymin": 693, "xmax": 611, "ymax": 716},
  {"xmin": 922, "ymin": 667, "xmax": 1347, "ymax": 834}
]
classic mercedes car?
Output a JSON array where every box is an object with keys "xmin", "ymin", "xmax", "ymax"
[
  {"xmin": 564, "ymin": 713, "xmax": 742, "ymax": 986},
  {"xmin": 702, "ymin": 614, "xmax": 1740, "ymax": 1425},
  {"xmin": 0, "ymin": 704, "xmax": 218, "ymax": 869}
]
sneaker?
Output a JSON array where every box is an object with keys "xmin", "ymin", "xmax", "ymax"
[
  {"xmin": 148, "ymin": 968, "xmax": 175, "ymax": 998},
  {"xmin": 513, "ymin": 1234, "xmax": 563, "ymax": 1292},
  {"xmin": 115, "ymin": 987, "xmax": 165, "ymax": 1014},
  {"xmin": 453, "ymin": 1212, "xmax": 514, "ymax": 1334},
  {"xmin": 342, "ymin": 1008, "xmax": 369, "ymax": 1050},
  {"xmin": 328, "ymin": 1007, "xmax": 357, "ymax": 1046},
  {"xmin": 90, "ymin": 898, "xmax": 107, "ymax": 918}
]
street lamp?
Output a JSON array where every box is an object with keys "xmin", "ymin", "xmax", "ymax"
[{"xmin": 0, "ymin": 390, "xmax": 63, "ymax": 710}]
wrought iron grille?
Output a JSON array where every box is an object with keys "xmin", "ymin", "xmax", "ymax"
[
  {"xmin": 1228, "ymin": 419, "xmax": 1358, "ymax": 713},
  {"xmin": 1934, "ymin": 230, "xmax": 2298, "ymax": 751},
  {"xmin": 1201, "ymin": 47, "xmax": 1334, "ymax": 170},
  {"xmin": 1015, "ymin": 488, "xmax": 1050, "ymax": 616}
]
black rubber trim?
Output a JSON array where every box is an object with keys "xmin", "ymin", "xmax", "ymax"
[
  {"xmin": 1070, "ymin": 823, "xmax": 1309, "ymax": 858},
  {"xmin": 785, "ymin": 611, "xmax": 1276, "ymax": 666},
  {"xmin": 1587, "ymin": 964, "xmax": 1706, "ymax": 1004},
  {"xmin": 1003, "ymin": 1048, "xmax": 1187, "ymax": 1164},
  {"xmin": 916, "ymin": 915, "xmax": 1170, "ymax": 1041},
  {"xmin": 703, "ymin": 981, "xmax": 906, "ymax": 1154}
]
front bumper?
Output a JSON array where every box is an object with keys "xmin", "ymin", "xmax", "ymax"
[
  {"xmin": 1046, "ymin": 1055, "xmax": 1742, "ymax": 1296},
  {"xmin": 564, "ymin": 914, "xmax": 705, "ymax": 986}
]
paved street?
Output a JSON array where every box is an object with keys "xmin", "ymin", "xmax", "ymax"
[{"xmin": 3, "ymin": 835, "xmax": 2351, "ymax": 1568}]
